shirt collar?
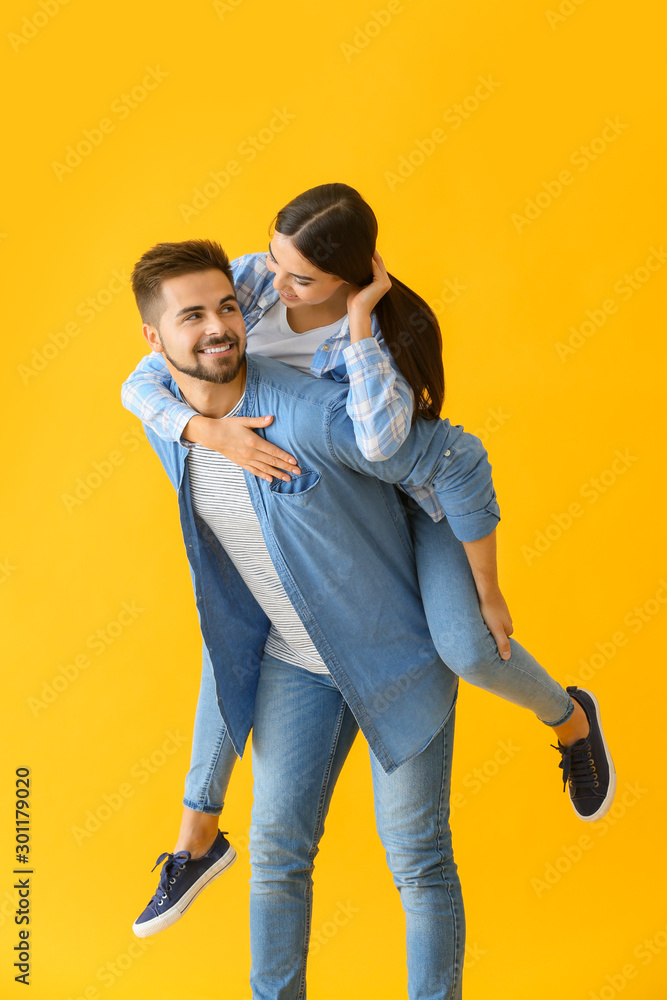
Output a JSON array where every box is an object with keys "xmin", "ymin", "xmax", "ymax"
[{"xmin": 172, "ymin": 359, "xmax": 255, "ymax": 417}]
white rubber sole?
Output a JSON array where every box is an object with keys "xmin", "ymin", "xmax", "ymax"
[
  {"xmin": 569, "ymin": 688, "xmax": 616, "ymax": 823},
  {"xmin": 133, "ymin": 845, "xmax": 237, "ymax": 938}
]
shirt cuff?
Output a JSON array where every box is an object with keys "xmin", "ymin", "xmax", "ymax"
[
  {"xmin": 173, "ymin": 406, "xmax": 199, "ymax": 449},
  {"xmin": 445, "ymin": 498, "xmax": 501, "ymax": 542},
  {"xmin": 343, "ymin": 337, "xmax": 388, "ymax": 375}
]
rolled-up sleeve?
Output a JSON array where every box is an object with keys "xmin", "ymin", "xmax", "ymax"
[
  {"xmin": 343, "ymin": 338, "xmax": 414, "ymax": 461},
  {"xmin": 328, "ymin": 401, "xmax": 500, "ymax": 542},
  {"xmin": 121, "ymin": 352, "xmax": 197, "ymax": 443}
]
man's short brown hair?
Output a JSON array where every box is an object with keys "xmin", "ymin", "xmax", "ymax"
[{"xmin": 131, "ymin": 239, "xmax": 234, "ymax": 326}]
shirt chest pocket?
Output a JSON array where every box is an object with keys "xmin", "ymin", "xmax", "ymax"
[{"xmin": 269, "ymin": 468, "xmax": 322, "ymax": 505}]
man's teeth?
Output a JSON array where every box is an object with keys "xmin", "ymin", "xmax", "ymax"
[{"xmin": 201, "ymin": 344, "xmax": 232, "ymax": 354}]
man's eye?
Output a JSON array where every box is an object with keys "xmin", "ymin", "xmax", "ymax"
[{"xmin": 186, "ymin": 313, "xmax": 201, "ymax": 320}]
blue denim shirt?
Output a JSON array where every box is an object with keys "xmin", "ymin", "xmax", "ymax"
[
  {"xmin": 142, "ymin": 355, "xmax": 500, "ymax": 773},
  {"xmin": 122, "ymin": 252, "xmax": 443, "ymax": 517},
  {"xmin": 121, "ymin": 253, "xmax": 412, "ymax": 460}
]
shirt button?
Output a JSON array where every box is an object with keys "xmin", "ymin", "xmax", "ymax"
[
  {"xmin": 445, "ymin": 450, "xmax": 451, "ymax": 457},
  {"xmin": 322, "ymin": 345, "xmax": 329, "ymax": 351}
]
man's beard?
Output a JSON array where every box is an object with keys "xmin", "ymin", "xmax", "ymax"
[{"xmin": 160, "ymin": 335, "xmax": 246, "ymax": 385}]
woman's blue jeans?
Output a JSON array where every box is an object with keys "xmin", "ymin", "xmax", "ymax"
[
  {"xmin": 183, "ymin": 507, "xmax": 573, "ymax": 816},
  {"xmin": 249, "ymin": 652, "xmax": 463, "ymax": 1000}
]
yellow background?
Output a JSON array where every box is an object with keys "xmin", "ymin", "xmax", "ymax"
[{"xmin": 2, "ymin": 0, "xmax": 665, "ymax": 997}]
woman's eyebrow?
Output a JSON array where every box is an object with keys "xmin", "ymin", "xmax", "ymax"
[{"xmin": 268, "ymin": 242, "xmax": 314, "ymax": 281}]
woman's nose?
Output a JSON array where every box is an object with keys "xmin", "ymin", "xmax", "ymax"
[{"xmin": 272, "ymin": 272, "xmax": 290, "ymax": 292}]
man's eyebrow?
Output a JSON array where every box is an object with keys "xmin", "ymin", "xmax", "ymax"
[
  {"xmin": 175, "ymin": 294, "xmax": 237, "ymax": 318},
  {"xmin": 268, "ymin": 241, "xmax": 314, "ymax": 282}
]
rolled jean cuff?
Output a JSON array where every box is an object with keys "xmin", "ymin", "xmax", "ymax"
[
  {"xmin": 540, "ymin": 694, "xmax": 575, "ymax": 728},
  {"xmin": 182, "ymin": 797, "xmax": 223, "ymax": 816}
]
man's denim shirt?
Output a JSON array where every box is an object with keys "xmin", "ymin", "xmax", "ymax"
[
  {"xmin": 142, "ymin": 355, "xmax": 500, "ymax": 774},
  {"xmin": 123, "ymin": 252, "xmax": 446, "ymax": 519}
]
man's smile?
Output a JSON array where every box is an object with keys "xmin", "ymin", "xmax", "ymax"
[{"xmin": 196, "ymin": 339, "xmax": 237, "ymax": 356}]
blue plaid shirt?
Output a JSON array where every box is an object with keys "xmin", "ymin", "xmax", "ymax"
[{"xmin": 122, "ymin": 253, "xmax": 485, "ymax": 522}]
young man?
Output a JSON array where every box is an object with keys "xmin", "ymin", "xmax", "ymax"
[{"xmin": 126, "ymin": 239, "xmax": 612, "ymax": 999}]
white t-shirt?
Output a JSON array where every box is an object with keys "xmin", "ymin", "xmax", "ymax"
[
  {"xmin": 187, "ymin": 393, "xmax": 329, "ymax": 674},
  {"xmin": 247, "ymin": 298, "xmax": 344, "ymax": 374}
]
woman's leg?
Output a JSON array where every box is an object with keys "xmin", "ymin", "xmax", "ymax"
[
  {"xmin": 249, "ymin": 653, "xmax": 358, "ymax": 1000},
  {"xmin": 370, "ymin": 708, "xmax": 464, "ymax": 1000},
  {"xmin": 133, "ymin": 646, "xmax": 240, "ymax": 937},
  {"xmin": 407, "ymin": 504, "xmax": 616, "ymax": 821},
  {"xmin": 408, "ymin": 503, "xmax": 575, "ymax": 728},
  {"xmin": 179, "ymin": 645, "xmax": 239, "ymax": 855}
]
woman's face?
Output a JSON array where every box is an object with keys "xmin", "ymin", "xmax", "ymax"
[{"xmin": 266, "ymin": 230, "xmax": 347, "ymax": 309}]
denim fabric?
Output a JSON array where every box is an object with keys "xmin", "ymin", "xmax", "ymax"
[
  {"xmin": 182, "ymin": 496, "xmax": 573, "ymax": 814},
  {"xmin": 406, "ymin": 502, "xmax": 574, "ymax": 727},
  {"xmin": 248, "ymin": 653, "xmax": 464, "ymax": 1000},
  {"xmin": 142, "ymin": 354, "xmax": 505, "ymax": 771},
  {"xmin": 121, "ymin": 252, "xmax": 414, "ymax": 462},
  {"xmin": 183, "ymin": 643, "xmax": 238, "ymax": 814}
]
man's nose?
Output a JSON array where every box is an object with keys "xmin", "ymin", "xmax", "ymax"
[{"xmin": 204, "ymin": 312, "xmax": 228, "ymax": 334}]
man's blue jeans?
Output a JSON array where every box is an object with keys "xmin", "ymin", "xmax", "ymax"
[{"xmin": 248, "ymin": 652, "xmax": 464, "ymax": 1000}]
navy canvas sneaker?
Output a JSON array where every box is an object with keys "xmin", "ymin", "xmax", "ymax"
[
  {"xmin": 133, "ymin": 830, "xmax": 236, "ymax": 937},
  {"xmin": 553, "ymin": 686, "xmax": 616, "ymax": 822}
]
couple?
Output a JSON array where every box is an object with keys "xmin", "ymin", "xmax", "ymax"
[{"xmin": 122, "ymin": 183, "xmax": 615, "ymax": 999}]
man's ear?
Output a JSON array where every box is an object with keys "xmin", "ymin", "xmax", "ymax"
[{"xmin": 142, "ymin": 323, "xmax": 163, "ymax": 353}]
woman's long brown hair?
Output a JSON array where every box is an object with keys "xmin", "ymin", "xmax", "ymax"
[{"xmin": 273, "ymin": 183, "xmax": 444, "ymax": 422}]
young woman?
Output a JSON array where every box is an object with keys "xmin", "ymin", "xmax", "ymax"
[{"xmin": 123, "ymin": 183, "xmax": 615, "ymax": 937}]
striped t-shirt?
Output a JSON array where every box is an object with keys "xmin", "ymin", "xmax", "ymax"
[{"xmin": 186, "ymin": 393, "xmax": 329, "ymax": 674}]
